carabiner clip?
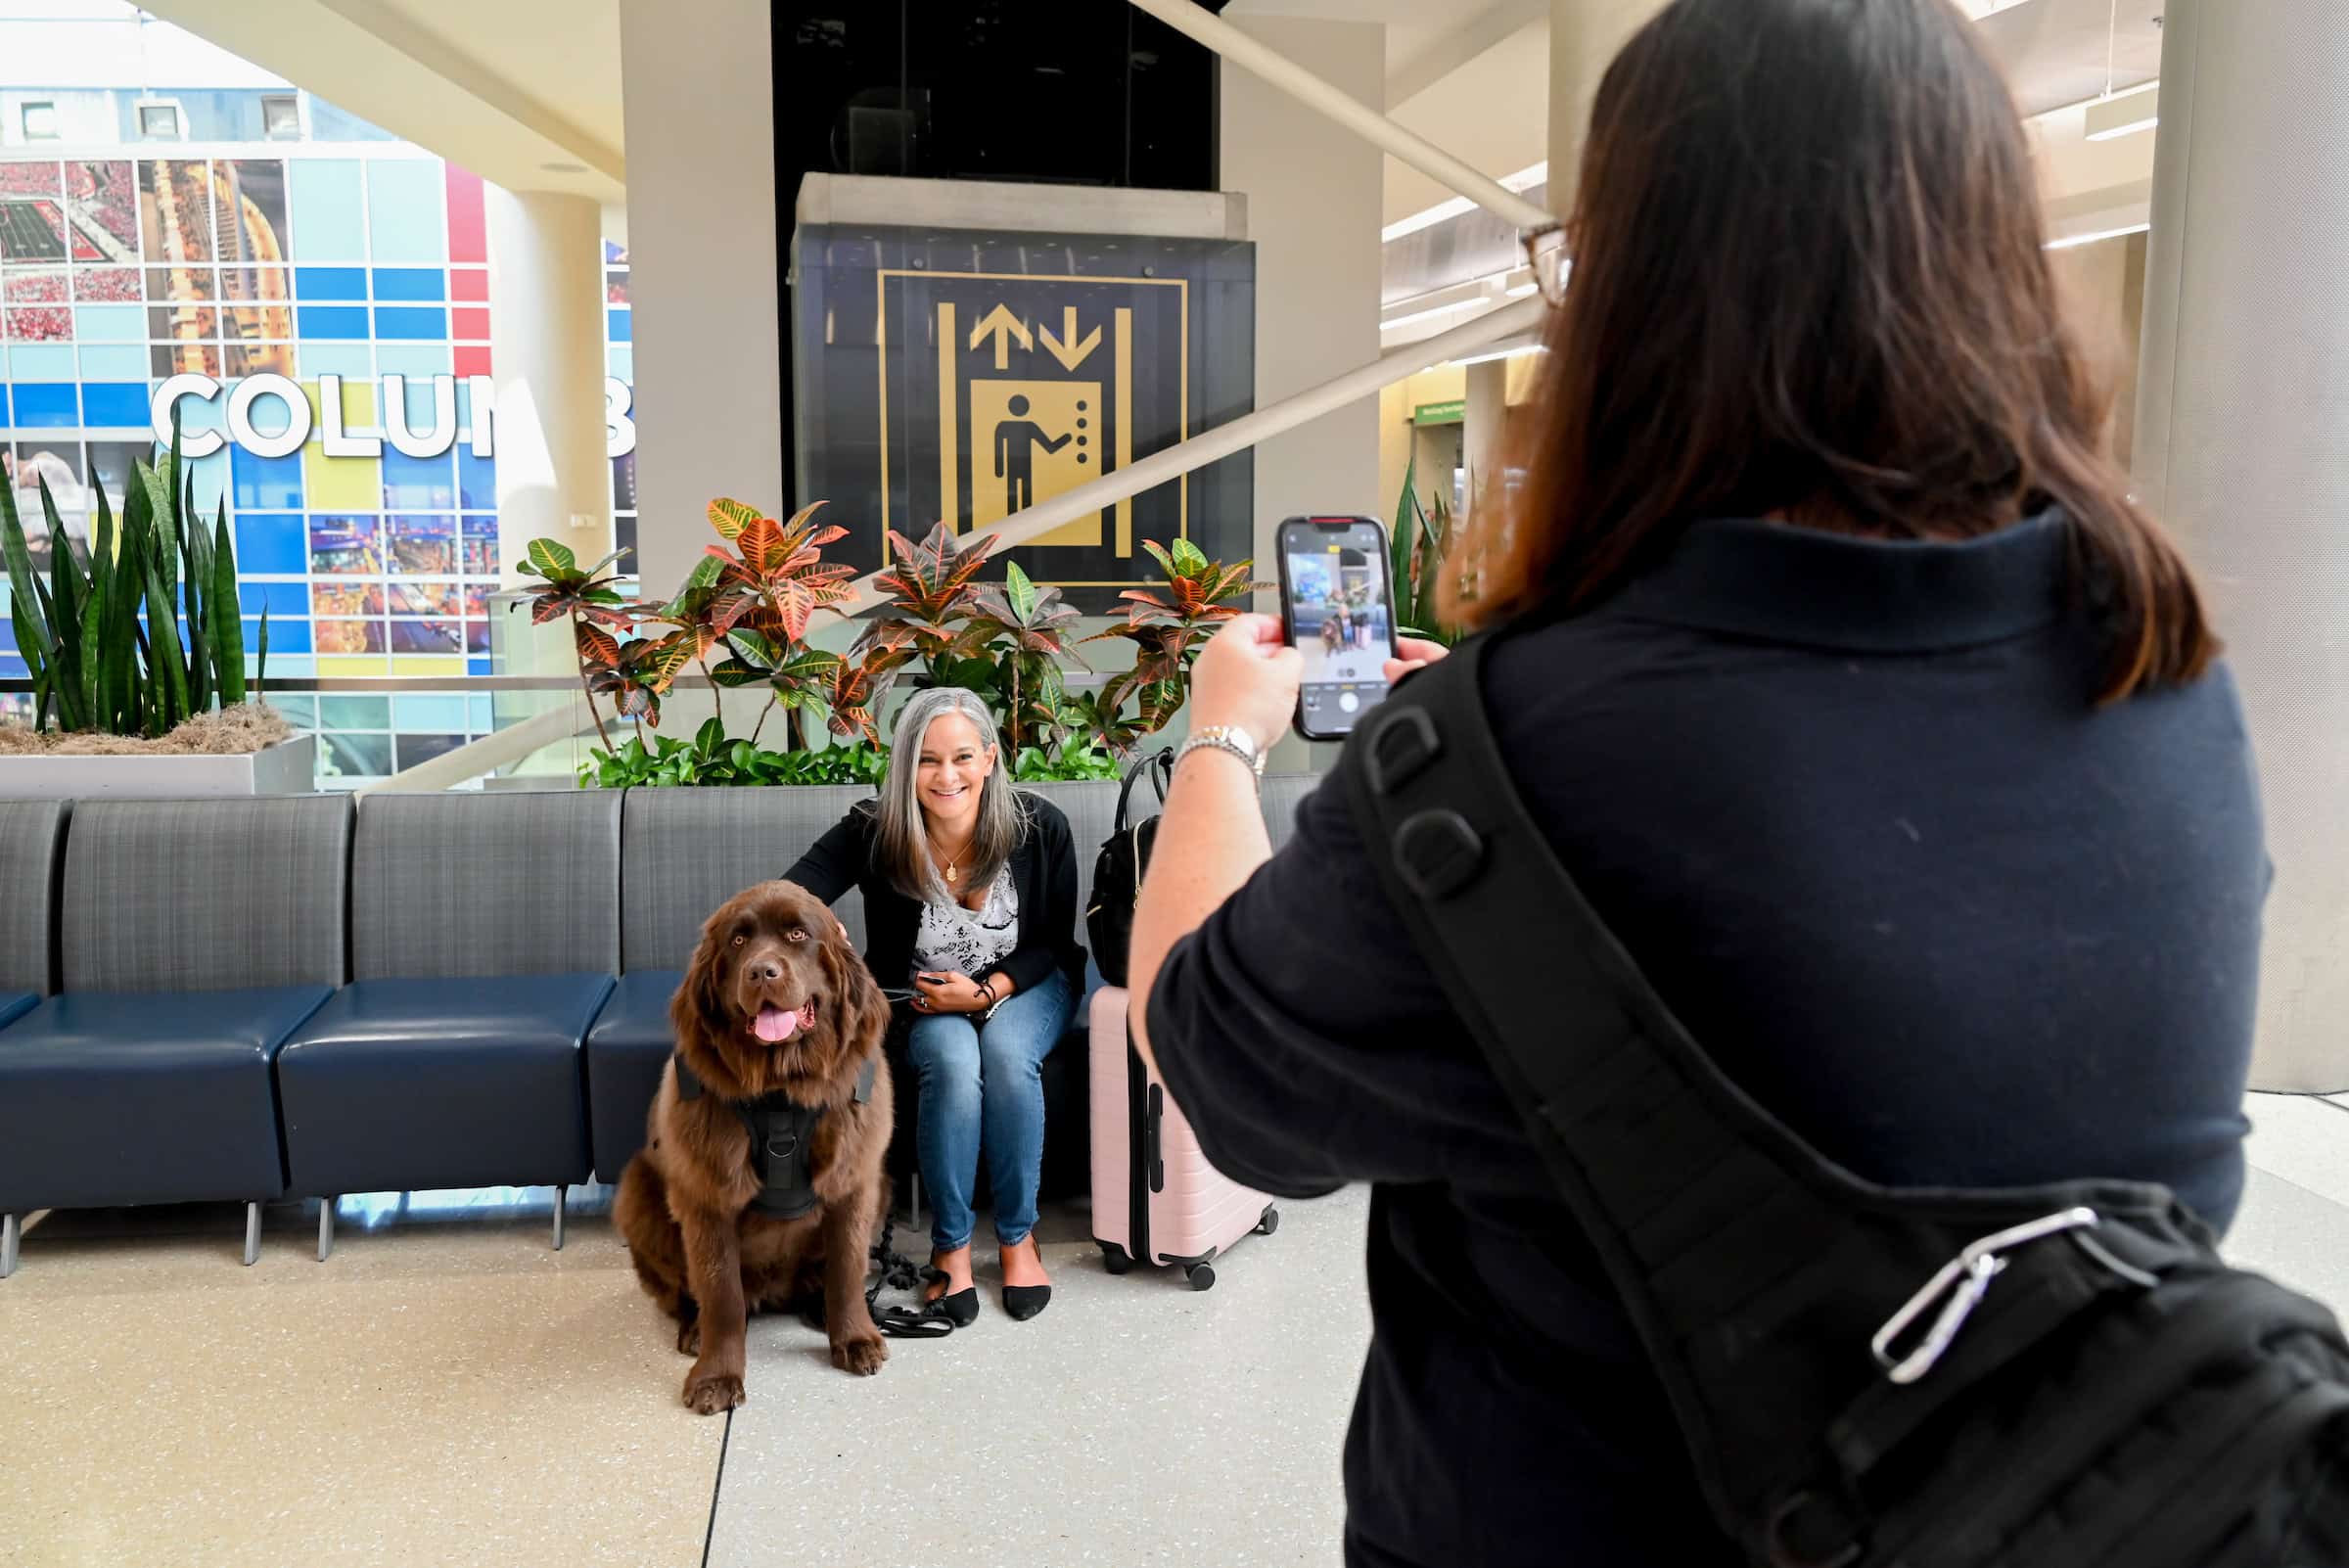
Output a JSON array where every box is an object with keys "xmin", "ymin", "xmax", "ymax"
[{"xmin": 1871, "ymin": 1207, "xmax": 2099, "ymax": 1384}]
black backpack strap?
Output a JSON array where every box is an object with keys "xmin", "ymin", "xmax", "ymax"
[{"xmin": 1347, "ymin": 635, "xmax": 1871, "ymax": 1546}]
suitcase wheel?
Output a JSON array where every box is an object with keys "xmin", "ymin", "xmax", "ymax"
[
  {"xmin": 1185, "ymin": 1262, "xmax": 1217, "ymax": 1292},
  {"xmin": 1100, "ymin": 1242, "xmax": 1134, "ymax": 1275},
  {"xmin": 1254, "ymin": 1206, "xmax": 1280, "ymax": 1236}
]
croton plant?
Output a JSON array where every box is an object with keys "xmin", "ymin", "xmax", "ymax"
[{"xmin": 516, "ymin": 501, "xmax": 1263, "ymax": 788}]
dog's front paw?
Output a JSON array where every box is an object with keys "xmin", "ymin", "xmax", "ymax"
[
  {"xmin": 681, "ymin": 1363, "xmax": 747, "ymax": 1414},
  {"xmin": 830, "ymin": 1332, "xmax": 888, "ymax": 1377}
]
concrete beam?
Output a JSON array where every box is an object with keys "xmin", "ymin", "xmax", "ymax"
[{"xmin": 135, "ymin": 0, "xmax": 623, "ymax": 202}]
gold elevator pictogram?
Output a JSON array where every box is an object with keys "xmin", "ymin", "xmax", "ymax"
[{"xmin": 877, "ymin": 269, "xmax": 1190, "ymax": 581}]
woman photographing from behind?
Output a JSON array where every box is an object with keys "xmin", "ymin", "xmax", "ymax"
[
  {"xmin": 1128, "ymin": 1, "xmax": 2266, "ymax": 1564},
  {"xmin": 786, "ymin": 687, "xmax": 1083, "ymax": 1325}
]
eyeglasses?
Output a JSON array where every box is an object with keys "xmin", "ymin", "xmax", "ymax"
[{"xmin": 1521, "ymin": 222, "xmax": 1571, "ymax": 307}]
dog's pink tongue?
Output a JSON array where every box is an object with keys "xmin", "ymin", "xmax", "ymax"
[{"xmin": 753, "ymin": 1004, "xmax": 800, "ymax": 1043}]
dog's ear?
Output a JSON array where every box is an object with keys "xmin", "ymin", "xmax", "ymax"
[
  {"xmin": 670, "ymin": 920, "xmax": 732, "ymax": 1053},
  {"xmin": 818, "ymin": 921, "xmax": 890, "ymax": 1054}
]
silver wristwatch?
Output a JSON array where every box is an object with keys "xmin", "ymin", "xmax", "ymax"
[{"xmin": 1174, "ymin": 724, "xmax": 1267, "ymax": 781}]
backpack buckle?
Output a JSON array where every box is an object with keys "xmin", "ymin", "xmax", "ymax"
[
  {"xmin": 1394, "ymin": 810, "xmax": 1485, "ymax": 902},
  {"xmin": 1871, "ymin": 1207, "xmax": 2099, "ymax": 1383},
  {"xmin": 1365, "ymin": 706, "xmax": 1442, "ymax": 796}
]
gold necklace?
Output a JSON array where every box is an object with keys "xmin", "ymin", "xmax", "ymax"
[{"xmin": 936, "ymin": 836, "xmax": 972, "ymax": 886}]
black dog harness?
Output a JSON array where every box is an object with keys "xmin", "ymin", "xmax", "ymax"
[{"xmin": 674, "ymin": 1053, "xmax": 876, "ymax": 1220}]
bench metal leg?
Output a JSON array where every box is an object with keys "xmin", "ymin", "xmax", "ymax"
[
  {"xmin": 552, "ymin": 1186, "xmax": 567, "ymax": 1251},
  {"xmin": 907, "ymin": 1174, "xmax": 922, "ymax": 1234},
  {"xmin": 317, "ymin": 1198, "xmax": 336, "ymax": 1263},
  {"xmin": 243, "ymin": 1201, "xmax": 261, "ymax": 1267},
  {"xmin": 2, "ymin": 1213, "xmax": 17, "ymax": 1279}
]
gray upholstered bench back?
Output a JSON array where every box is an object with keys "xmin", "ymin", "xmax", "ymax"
[
  {"xmin": 0, "ymin": 800, "xmax": 70, "ymax": 996},
  {"xmin": 61, "ymin": 796, "xmax": 351, "ymax": 993},
  {"xmin": 1262, "ymin": 773, "xmax": 1318, "ymax": 853},
  {"xmin": 352, "ymin": 791, "xmax": 620, "ymax": 980},
  {"xmin": 621, "ymin": 785, "xmax": 875, "ymax": 972},
  {"xmin": 1016, "ymin": 781, "xmax": 1120, "ymax": 922}
]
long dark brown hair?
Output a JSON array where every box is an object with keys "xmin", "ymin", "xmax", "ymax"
[{"xmin": 1447, "ymin": 0, "xmax": 2213, "ymax": 701}]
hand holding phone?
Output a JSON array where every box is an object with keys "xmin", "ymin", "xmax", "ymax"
[
  {"xmin": 1184, "ymin": 613, "xmax": 1305, "ymax": 754},
  {"xmin": 1275, "ymin": 515, "xmax": 1399, "ymax": 740}
]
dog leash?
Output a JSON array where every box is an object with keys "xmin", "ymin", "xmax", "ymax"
[{"xmin": 868, "ymin": 1206, "xmax": 958, "ymax": 1339}]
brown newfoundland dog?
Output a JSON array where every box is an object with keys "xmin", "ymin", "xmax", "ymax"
[{"xmin": 615, "ymin": 879, "xmax": 895, "ymax": 1410}]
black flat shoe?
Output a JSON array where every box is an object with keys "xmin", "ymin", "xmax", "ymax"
[
  {"xmin": 1002, "ymin": 1283, "xmax": 1052, "ymax": 1321},
  {"xmin": 924, "ymin": 1268, "xmax": 980, "ymax": 1328}
]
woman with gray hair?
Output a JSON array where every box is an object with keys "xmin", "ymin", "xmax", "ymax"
[{"xmin": 783, "ymin": 686, "xmax": 1085, "ymax": 1324}]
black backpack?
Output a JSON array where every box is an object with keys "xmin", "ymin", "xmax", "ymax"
[
  {"xmin": 1350, "ymin": 635, "xmax": 2349, "ymax": 1568},
  {"xmin": 1086, "ymin": 748, "xmax": 1173, "ymax": 988}
]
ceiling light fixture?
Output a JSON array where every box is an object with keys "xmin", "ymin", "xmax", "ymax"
[
  {"xmin": 1379, "ymin": 299, "xmax": 1489, "ymax": 333},
  {"xmin": 2085, "ymin": 82, "xmax": 2159, "ymax": 141},
  {"xmin": 541, "ymin": 161, "xmax": 588, "ymax": 174},
  {"xmin": 1382, "ymin": 161, "xmax": 1549, "ymax": 245},
  {"xmin": 1451, "ymin": 344, "xmax": 1546, "ymax": 367},
  {"xmin": 2081, "ymin": 1, "xmax": 2157, "ymax": 143},
  {"xmin": 2045, "ymin": 221, "xmax": 2150, "ymax": 251}
]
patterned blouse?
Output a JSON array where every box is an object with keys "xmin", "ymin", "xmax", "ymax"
[{"xmin": 913, "ymin": 864, "xmax": 1021, "ymax": 981}]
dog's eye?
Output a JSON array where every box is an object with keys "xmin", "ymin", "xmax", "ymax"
[
  {"xmin": 785, "ymin": 927, "xmax": 808, "ymax": 944},
  {"xmin": 731, "ymin": 935, "xmax": 746, "ymax": 948}
]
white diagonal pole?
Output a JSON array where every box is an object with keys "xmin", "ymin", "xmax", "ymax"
[{"xmin": 1126, "ymin": 0, "xmax": 1556, "ymax": 233}]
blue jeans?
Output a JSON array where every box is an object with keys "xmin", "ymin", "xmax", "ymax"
[{"xmin": 905, "ymin": 969, "xmax": 1074, "ymax": 1253}]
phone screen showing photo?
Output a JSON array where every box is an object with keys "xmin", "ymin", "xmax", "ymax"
[{"xmin": 1283, "ymin": 519, "xmax": 1394, "ymax": 738}]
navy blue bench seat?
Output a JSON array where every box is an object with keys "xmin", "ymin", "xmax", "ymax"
[
  {"xmin": 280, "ymin": 973, "xmax": 613, "ymax": 1198},
  {"xmin": 0, "ymin": 796, "xmax": 350, "ymax": 1274},
  {"xmin": 0, "ymin": 986, "xmax": 332, "ymax": 1208},
  {"xmin": 0, "ymin": 992, "xmax": 34, "ymax": 1033},
  {"xmin": 282, "ymin": 791, "xmax": 621, "ymax": 1259}
]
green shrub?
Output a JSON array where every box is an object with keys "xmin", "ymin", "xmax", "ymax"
[{"xmin": 0, "ymin": 414, "xmax": 268, "ymax": 736}]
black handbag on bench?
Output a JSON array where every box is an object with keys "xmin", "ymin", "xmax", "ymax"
[{"xmin": 1349, "ymin": 635, "xmax": 2349, "ymax": 1568}]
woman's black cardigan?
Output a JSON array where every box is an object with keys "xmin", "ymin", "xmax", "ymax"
[{"xmin": 782, "ymin": 792, "xmax": 1087, "ymax": 998}]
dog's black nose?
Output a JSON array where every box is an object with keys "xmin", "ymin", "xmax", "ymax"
[{"xmin": 748, "ymin": 958, "xmax": 783, "ymax": 983}]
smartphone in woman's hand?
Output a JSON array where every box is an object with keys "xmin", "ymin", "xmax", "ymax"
[{"xmin": 1275, "ymin": 515, "xmax": 1399, "ymax": 740}]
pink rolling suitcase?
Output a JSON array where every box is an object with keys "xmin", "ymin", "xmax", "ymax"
[{"xmin": 1088, "ymin": 984, "xmax": 1278, "ymax": 1290}]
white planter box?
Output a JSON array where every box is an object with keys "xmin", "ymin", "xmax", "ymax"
[{"xmin": 0, "ymin": 734, "xmax": 316, "ymax": 799}]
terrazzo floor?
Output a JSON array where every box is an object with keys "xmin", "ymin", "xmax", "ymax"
[
  {"xmin": 0, "ymin": 1182, "xmax": 1369, "ymax": 1568},
  {"xmin": 8, "ymin": 1092, "xmax": 2349, "ymax": 1568}
]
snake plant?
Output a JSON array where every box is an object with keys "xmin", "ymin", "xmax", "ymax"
[{"xmin": 0, "ymin": 414, "xmax": 269, "ymax": 737}]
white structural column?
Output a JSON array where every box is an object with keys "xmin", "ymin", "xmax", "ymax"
[
  {"xmin": 1218, "ymin": 16, "xmax": 1386, "ymax": 576},
  {"xmin": 2133, "ymin": 0, "xmax": 2349, "ymax": 1092},
  {"xmin": 1462, "ymin": 357, "xmax": 1508, "ymax": 500},
  {"xmin": 615, "ymin": 0, "xmax": 785, "ymax": 599},
  {"xmin": 484, "ymin": 189, "xmax": 613, "ymax": 581},
  {"xmin": 1549, "ymin": 0, "xmax": 1669, "ymax": 204}
]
